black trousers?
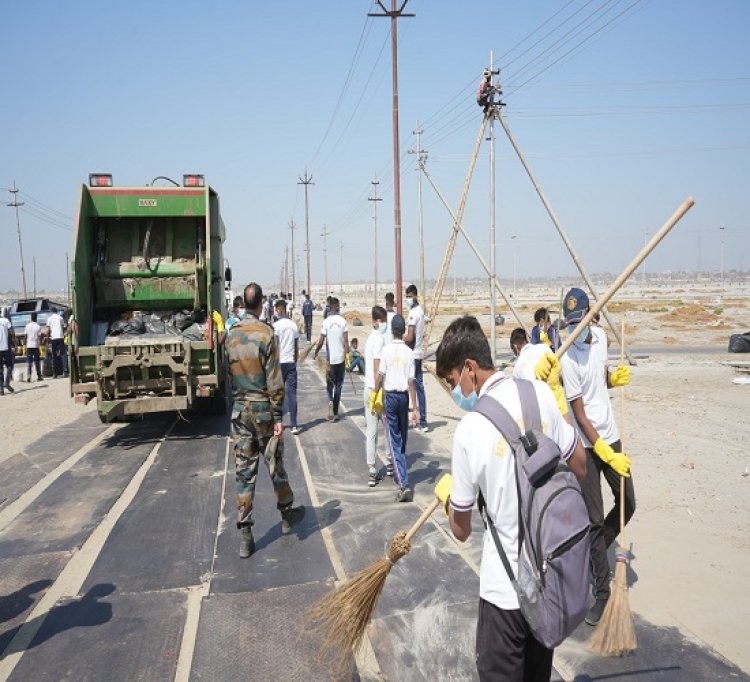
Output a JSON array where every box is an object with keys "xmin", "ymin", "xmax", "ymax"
[
  {"xmin": 476, "ymin": 599, "xmax": 553, "ymax": 682},
  {"xmin": 580, "ymin": 440, "xmax": 636, "ymax": 601}
]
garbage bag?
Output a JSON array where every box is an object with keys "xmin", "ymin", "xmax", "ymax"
[
  {"xmin": 109, "ymin": 317, "xmax": 146, "ymax": 335},
  {"xmin": 728, "ymin": 332, "xmax": 750, "ymax": 353},
  {"xmin": 172, "ymin": 310, "xmax": 196, "ymax": 331}
]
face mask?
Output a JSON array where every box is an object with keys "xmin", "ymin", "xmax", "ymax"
[
  {"xmin": 378, "ymin": 322, "xmax": 387, "ymax": 334},
  {"xmin": 451, "ymin": 366, "xmax": 478, "ymax": 411},
  {"xmin": 238, "ymin": 308, "xmax": 246, "ymax": 320},
  {"xmin": 405, "ymin": 297, "xmax": 415, "ymax": 309},
  {"xmin": 567, "ymin": 324, "xmax": 589, "ymax": 346}
]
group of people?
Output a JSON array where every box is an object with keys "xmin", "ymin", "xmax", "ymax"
[
  {"xmin": 0, "ymin": 306, "xmax": 70, "ymax": 395},
  {"xmin": 222, "ymin": 279, "xmax": 635, "ymax": 680},
  {"xmin": 434, "ymin": 286, "xmax": 635, "ymax": 680}
]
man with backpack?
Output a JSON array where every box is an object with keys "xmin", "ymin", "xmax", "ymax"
[{"xmin": 434, "ymin": 315, "xmax": 586, "ymax": 681}]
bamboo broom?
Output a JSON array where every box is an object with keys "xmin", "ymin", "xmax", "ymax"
[
  {"xmin": 588, "ymin": 320, "xmax": 637, "ymax": 655},
  {"xmin": 305, "ymin": 499, "xmax": 440, "ymax": 676}
]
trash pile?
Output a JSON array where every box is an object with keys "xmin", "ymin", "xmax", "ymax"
[{"xmin": 106, "ymin": 309, "xmax": 207, "ymax": 342}]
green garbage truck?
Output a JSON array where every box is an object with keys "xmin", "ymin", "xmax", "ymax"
[{"xmin": 70, "ymin": 173, "xmax": 231, "ymax": 422}]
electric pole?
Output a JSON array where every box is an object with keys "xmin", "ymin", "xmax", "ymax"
[
  {"xmin": 369, "ymin": 0, "xmax": 414, "ymax": 313},
  {"xmin": 289, "ymin": 219, "xmax": 297, "ymax": 300},
  {"xmin": 409, "ymin": 122, "xmax": 427, "ymax": 305},
  {"xmin": 7, "ymin": 181, "xmax": 28, "ymax": 298},
  {"xmin": 488, "ymin": 53, "xmax": 497, "ymax": 365},
  {"xmin": 284, "ymin": 245, "xmax": 289, "ymax": 295},
  {"xmin": 368, "ymin": 177, "xmax": 382, "ymax": 305},
  {"xmin": 321, "ymin": 225, "xmax": 330, "ymax": 299},
  {"xmin": 339, "ymin": 241, "xmax": 344, "ymax": 298},
  {"xmin": 298, "ymin": 171, "xmax": 314, "ymax": 296}
]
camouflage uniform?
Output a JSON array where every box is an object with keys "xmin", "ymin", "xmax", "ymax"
[{"xmin": 226, "ymin": 313, "xmax": 295, "ymax": 528}]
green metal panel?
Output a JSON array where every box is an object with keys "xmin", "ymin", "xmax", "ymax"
[{"xmin": 89, "ymin": 189, "xmax": 207, "ymax": 218}]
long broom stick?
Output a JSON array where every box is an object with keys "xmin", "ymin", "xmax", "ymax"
[
  {"xmin": 588, "ymin": 320, "xmax": 637, "ymax": 655},
  {"xmin": 308, "ymin": 197, "xmax": 693, "ymax": 671}
]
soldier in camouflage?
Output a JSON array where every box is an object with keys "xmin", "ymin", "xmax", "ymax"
[{"xmin": 226, "ymin": 282, "xmax": 305, "ymax": 558}]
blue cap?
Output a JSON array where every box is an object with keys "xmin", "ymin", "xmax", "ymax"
[{"xmin": 563, "ymin": 288, "xmax": 589, "ymax": 325}]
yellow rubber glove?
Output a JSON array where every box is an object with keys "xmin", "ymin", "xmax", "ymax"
[
  {"xmin": 345, "ymin": 353, "xmax": 351, "ymax": 370},
  {"xmin": 534, "ymin": 351, "xmax": 560, "ymax": 387},
  {"xmin": 610, "ymin": 365, "xmax": 630, "ymax": 387},
  {"xmin": 539, "ymin": 329, "xmax": 550, "ymax": 346},
  {"xmin": 593, "ymin": 438, "xmax": 632, "ymax": 477},
  {"xmin": 434, "ymin": 473, "xmax": 453, "ymax": 516},
  {"xmin": 369, "ymin": 389, "xmax": 384, "ymax": 415},
  {"xmin": 211, "ymin": 310, "xmax": 225, "ymax": 334},
  {"xmin": 551, "ymin": 385, "xmax": 569, "ymax": 416}
]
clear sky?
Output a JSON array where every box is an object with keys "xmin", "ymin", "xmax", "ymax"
[{"xmin": 1, "ymin": 0, "xmax": 748, "ymax": 294}]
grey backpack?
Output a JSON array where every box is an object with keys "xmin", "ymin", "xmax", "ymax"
[{"xmin": 474, "ymin": 379, "xmax": 590, "ymax": 649}]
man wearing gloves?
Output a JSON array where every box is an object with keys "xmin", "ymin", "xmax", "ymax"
[
  {"xmin": 363, "ymin": 306, "xmax": 388, "ymax": 487},
  {"xmin": 433, "ymin": 316, "xmax": 585, "ymax": 681},
  {"xmin": 313, "ymin": 296, "xmax": 349, "ymax": 422},
  {"xmin": 559, "ymin": 287, "xmax": 635, "ymax": 626}
]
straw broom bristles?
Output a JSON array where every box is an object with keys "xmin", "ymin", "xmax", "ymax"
[
  {"xmin": 305, "ymin": 499, "xmax": 441, "ymax": 677},
  {"xmin": 588, "ymin": 319, "xmax": 637, "ymax": 656}
]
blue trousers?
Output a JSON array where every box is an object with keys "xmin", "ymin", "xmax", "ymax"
[
  {"xmin": 385, "ymin": 391, "xmax": 409, "ymax": 488},
  {"xmin": 280, "ymin": 362, "xmax": 298, "ymax": 428},
  {"xmin": 326, "ymin": 362, "xmax": 344, "ymax": 416},
  {"xmin": 0, "ymin": 350, "xmax": 13, "ymax": 386},
  {"xmin": 349, "ymin": 356, "xmax": 365, "ymax": 374},
  {"xmin": 51, "ymin": 338, "xmax": 68, "ymax": 376},
  {"xmin": 414, "ymin": 359, "xmax": 426, "ymax": 426},
  {"xmin": 304, "ymin": 316, "xmax": 313, "ymax": 342},
  {"xmin": 27, "ymin": 348, "xmax": 42, "ymax": 379}
]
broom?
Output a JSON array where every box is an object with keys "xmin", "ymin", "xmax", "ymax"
[
  {"xmin": 305, "ymin": 498, "xmax": 440, "ymax": 675},
  {"xmin": 588, "ymin": 319, "xmax": 637, "ymax": 656}
]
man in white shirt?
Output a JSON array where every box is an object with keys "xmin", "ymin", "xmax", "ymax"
[
  {"xmin": 0, "ymin": 308, "xmax": 15, "ymax": 394},
  {"xmin": 47, "ymin": 307, "xmax": 68, "ymax": 378},
  {"xmin": 273, "ymin": 299, "xmax": 300, "ymax": 435},
  {"xmin": 373, "ymin": 314, "xmax": 418, "ymax": 502},
  {"xmin": 363, "ymin": 306, "xmax": 388, "ymax": 487},
  {"xmin": 434, "ymin": 315, "xmax": 585, "ymax": 681},
  {"xmin": 404, "ymin": 284, "xmax": 428, "ymax": 431},
  {"xmin": 25, "ymin": 312, "xmax": 43, "ymax": 382},
  {"xmin": 559, "ymin": 287, "xmax": 634, "ymax": 627},
  {"xmin": 383, "ymin": 292, "xmax": 396, "ymax": 345},
  {"xmin": 313, "ymin": 297, "xmax": 349, "ymax": 422}
]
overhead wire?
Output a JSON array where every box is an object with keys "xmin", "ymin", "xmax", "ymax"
[{"xmin": 17, "ymin": 190, "xmax": 74, "ymax": 222}]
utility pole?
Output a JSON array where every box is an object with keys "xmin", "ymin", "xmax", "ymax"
[
  {"xmin": 409, "ymin": 122, "xmax": 427, "ymax": 305},
  {"xmin": 368, "ymin": 177, "xmax": 382, "ymax": 305},
  {"xmin": 321, "ymin": 225, "xmax": 330, "ymax": 299},
  {"xmin": 298, "ymin": 171, "xmax": 314, "ymax": 296},
  {"xmin": 339, "ymin": 241, "xmax": 344, "ymax": 298},
  {"xmin": 289, "ymin": 219, "xmax": 297, "ymax": 300},
  {"xmin": 284, "ymin": 245, "xmax": 289, "ymax": 294},
  {"xmin": 7, "ymin": 181, "xmax": 28, "ymax": 298},
  {"xmin": 369, "ymin": 0, "xmax": 414, "ymax": 314},
  {"xmin": 487, "ymin": 52, "xmax": 501, "ymax": 365}
]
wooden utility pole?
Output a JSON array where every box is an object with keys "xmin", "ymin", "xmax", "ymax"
[
  {"xmin": 6, "ymin": 181, "xmax": 28, "ymax": 298},
  {"xmin": 369, "ymin": 0, "xmax": 414, "ymax": 313},
  {"xmin": 321, "ymin": 225, "xmax": 331, "ymax": 299},
  {"xmin": 298, "ymin": 172, "xmax": 314, "ymax": 296},
  {"xmin": 368, "ymin": 178, "xmax": 382, "ymax": 305}
]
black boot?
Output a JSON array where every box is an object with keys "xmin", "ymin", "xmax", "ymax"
[
  {"xmin": 239, "ymin": 528, "xmax": 255, "ymax": 558},
  {"xmin": 281, "ymin": 506, "xmax": 306, "ymax": 534}
]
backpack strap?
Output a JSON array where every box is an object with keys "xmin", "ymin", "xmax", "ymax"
[
  {"xmin": 515, "ymin": 378, "xmax": 542, "ymax": 433},
  {"xmin": 473, "ymin": 391, "xmax": 526, "ymax": 585}
]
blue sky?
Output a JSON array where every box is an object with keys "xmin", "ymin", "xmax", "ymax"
[{"xmin": 1, "ymin": 1, "xmax": 748, "ymax": 294}]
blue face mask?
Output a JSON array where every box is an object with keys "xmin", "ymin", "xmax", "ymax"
[
  {"xmin": 405, "ymin": 297, "xmax": 415, "ymax": 310},
  {"xmin": 567, "ymin": 324, "xmax": 590, "ymax": 346},
  {"xmin": 451, "ymin": 367, "xmax": 477, "ymax": 411},
  {"xmin": 378, "ymin": 322, "xmax": 387, "ymax": 334}
]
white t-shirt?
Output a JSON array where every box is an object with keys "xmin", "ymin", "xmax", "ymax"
[
  {"xmin": 48, "ymin": 313, "xmax": 65, "ymax": 340},
  {"xmin": 0, "ymin": 318, "xmax": 11, "ymax": 352},
  {"xmin": 561, "ymin": 334, "xmax": 619, "ymax": 447},
  {"xmin": 406, "ymin": 303, "xmax": 426, "ymax": 359},
  {"xmin": 512, "ymin": 342, "xmax": 550, "ymax": 381},
  {"xmin": 273, "ymin": 317, "xmax": 299, "ymax": 364},
  {"xmin": 25, "ymin": 321, "xmax": 42, "ymax": 349},
  {"xmin": 364, "ymin": 329, "xmax": 384, "ymax": 390},
  {"xmin": 450, "ymin": 374, "xmax": 578, "ymax": 610},
  {"xmin": 591, "ymin": 326, "xmax": 609, "ymax": 364},
  {"xmin": 384, "ymin": 309, "xmax": 396, "ymax": 345},
  {"xmin": 378, "ymin": 340, "xmax": 415, "ymax": 392},
  {"xmin": 321, "ymin": 313, "xmax": 347, "ymax": 365}
]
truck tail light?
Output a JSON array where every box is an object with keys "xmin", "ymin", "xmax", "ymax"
[
  {"xmin": 89, "ymin": 173, "xmax": 113, "ymax": 187},
  {"xmin": 183, "ymin": 174, "xmax": 205, "ymax": 187}
]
